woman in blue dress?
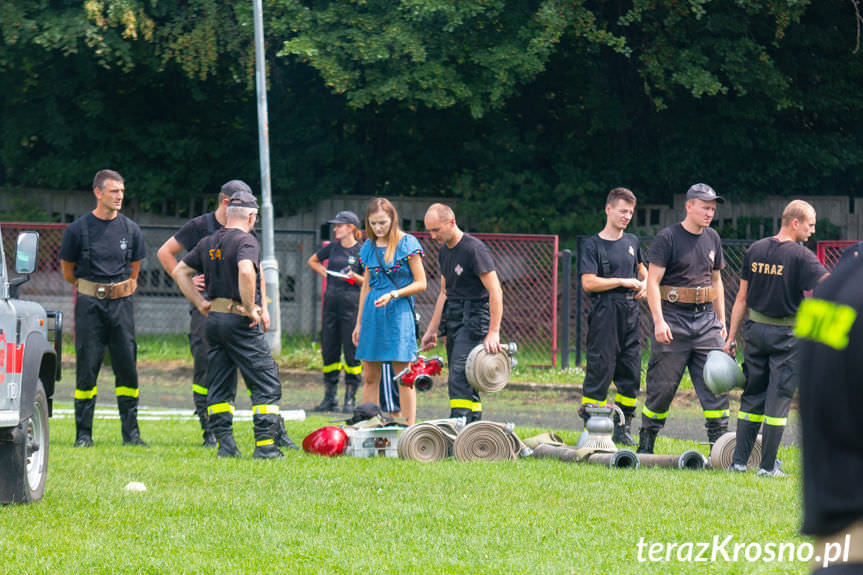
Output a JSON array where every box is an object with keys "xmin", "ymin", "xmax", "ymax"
[{"xmin": 352, "ymin": 198, "xmax": 427, "ymax": 425}]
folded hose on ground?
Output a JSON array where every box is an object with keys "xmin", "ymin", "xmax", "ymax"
[
  {"xmin": 709, "ymin": 432, "xmax": 763, "ymax": 470},
  {"xmin": 636, "ymin": 450, "xmax": 708, "ymax": 470},
  {"xmin": 397, "ymin": 419, "xmax": 461, "ymax": 462},
  {"xmin": 452, "ymin": 421, "xmax": 530, "ymax": 462}
]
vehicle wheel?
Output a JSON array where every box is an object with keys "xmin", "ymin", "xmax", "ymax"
[{"xmin": 0, "ymin": 379, "xmax": 49, "ymax": 504}]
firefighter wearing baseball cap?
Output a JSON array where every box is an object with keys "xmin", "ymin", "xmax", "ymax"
[
  {"xmin": 421, "ymin": 203, "xmax": 503, "ymax": 422},
  {"xmin": 59, "ymin": 169, "xmax": 148, "ymax": 448},
  {"xmin": 638, "ymin": 183, "xmax": 729, "ymax": 454},
  {"xmin": 723, "ymin": 200, "xmax": 827, "ymax": 476},
  {"xmin": 172, "ymin": 186, "xmax": 297, "ymax": 458},
  {"xmin": 579, "ymin": 187, "xmax": 647, "ymax": 445},
  {"xmin": 797, "ymin": 256, "xmax": 863, "ymax": 573}
]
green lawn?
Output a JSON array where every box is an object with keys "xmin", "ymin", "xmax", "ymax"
[{"xmin": 2, "ymin": 414, "xmax": 812, "ymax": 574}]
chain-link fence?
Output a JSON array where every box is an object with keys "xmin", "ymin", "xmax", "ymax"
[
  {"xmin": 816, "ymin": 240, "xmax": 855, "ymax": 269},
  {"xmin": 1, "ymin": 222, "xmax": 318, "ymax": 336},
  {"xmin": 564, "ymin": 236, "xmax": 756, "ymax": 366},
  {"xmin": 412, "ymin": 232, "xmax": 560, "ymax": 368}
]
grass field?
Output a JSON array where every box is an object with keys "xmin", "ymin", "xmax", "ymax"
[{"xmin": 2, "ymin": 413, "xmax": 812, "ymax": 574}]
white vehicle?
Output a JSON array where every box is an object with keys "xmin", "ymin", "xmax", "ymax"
[{"xmin": 0, "ymin": 228, "xmax": 61, "ymax": 504}]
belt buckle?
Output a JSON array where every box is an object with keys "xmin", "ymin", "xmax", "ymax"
[
  {"xmin": 96, "ymin": 286, "xmax": 107, "ymax": 300},
  {"xmin": 667, "ymin": 287, "xmax": 679, "ymax": 303},
  {"xmin": 695, "ymin": 286, "xmax": 703, "ymax": 304}
]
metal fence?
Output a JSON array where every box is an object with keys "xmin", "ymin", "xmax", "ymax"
[
  {"xmin": 2, "ymin": 223, "xmax": 561, "ymax": 365},
  {"xmin": 411, "ymin": 232, "xmax": 560, "ymax": 368},
  {"xmin": 816, "ymin": 240, "xmax": 855, "ymax": 269},
  {"xmin": 564, "ymin": 236, "xmax": 756, "ymax": 366}
]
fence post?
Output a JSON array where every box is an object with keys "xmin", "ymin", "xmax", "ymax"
[
  {"xmin": 574, "ymin": 237, "xmax": 584, "ymax": 366},
  {"xmin": 559, "ymin": 249, "xmax": 572, "ymax": 369}
]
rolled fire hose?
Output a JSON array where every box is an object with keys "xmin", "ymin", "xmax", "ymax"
[
  {"xmin": 398, "ymin": 419, "xmax": 461, "ymax": 462},
  {"xmin": 452, "ymin": 421, "xmax": 529, "ymax": 462},
  {"xmin": 465, "ymin": 343, "xmax": 516, "ymax": 393},
  {"xmin": 636, "ymin": 450, "xmax": 708, "ymax": 470},
  {"xmin": 709, "ymin": 431, "xmax": 763, "ymax": 470}
]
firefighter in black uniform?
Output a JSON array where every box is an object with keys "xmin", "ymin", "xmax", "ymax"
[
  {"xmin": 579, "ymin": 187, "xmax": 647, "ymax": 445},
  {"xmin": 172, "ymin": 189, "xmax": 297, "ymax": 458},
  {"xmin": 307, "ymin": 210, "xmax": 365, "ymax": 413},
  {"xmin": 421, "ymin": 203, "xmax": 503, "ymax": 422},
  {"xmin": 157, "ymin": 182, "xmax": 231, "ymax": 446},
  {"xmin": 638, "ymin": 183, "xmax": 728, "ymax": 454},
  {"xmin": 797, "ymin": 256, "xmax": 863, "ymax": 573},
  {"xmin": 60, "ymin": 169, "xmax": 148, "ymax": 447},
  {"xmin": 723, "ymin": 200, "xmax": 827, "ymax": 476}
]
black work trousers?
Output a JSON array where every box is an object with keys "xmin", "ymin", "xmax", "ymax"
[
  {"xmin": 189, "ymin": 307, "xmax": 209, "ymax": 421},
  {"xmin": 582, "ymin": 293, "xmax": 641, "ymax": 416},
  {"xmin": 642, "ymin": 303, "xmax": 728, "ymax": 433},
  {"xmin": 205, "ymin": 312, "xmax": 281, "ymax": 438},
  {"xmin": 321, "ymin": 289, "xmax": 361, "ymax": 388},
  {"xmin": 73, "ymin": 294, "xmax": 139, "ymax": 440},
  {"xmin": 444, "ymin": 299, "xmax": 489, "ymax": 421}
]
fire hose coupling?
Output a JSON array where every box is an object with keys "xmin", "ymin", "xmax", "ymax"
[{"xmin": 394, "ymin": 356, "xmax": 444, "ymax": 391}]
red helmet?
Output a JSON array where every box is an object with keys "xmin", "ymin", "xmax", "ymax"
[{"xmin": 302, "ymin": 426, "xmax": 348, "ymax": 456}]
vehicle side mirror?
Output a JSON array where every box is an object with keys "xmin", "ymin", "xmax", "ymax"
[{"xmin": 15, "ymin": 231, "xmax": 39, "ymax": 275}]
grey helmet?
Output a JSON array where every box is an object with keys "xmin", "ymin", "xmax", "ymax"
[{"xmin": 703, "ymin": 350, "xmax": 745, "ymax": 395}]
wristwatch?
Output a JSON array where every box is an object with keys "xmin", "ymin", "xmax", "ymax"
[{"xmin": 390, "ymin": 290, "xmax": 399, "ymax": 300}]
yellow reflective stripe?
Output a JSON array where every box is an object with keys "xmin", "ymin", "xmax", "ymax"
[
  {"xmin": 795, "ymin": 299, "xmax": 858, "ymax": 350},
  {"xmin": 581, "ymin": 396, "xmax": 607, "ymax": 406},
  {"xmin": 208, "ymin": 403, "xmax": 234, "ymax": 415},
  {"xmin": 738, "ymin": 411, "xmax": 764, "ymax": 423},
  {"xmin": 256, "ymin": 439, "xmax": 275, "ymax": 447},
  {"xmin": 252, "ymin": 405, "xmax": 280, "ymax": 415},
  {"xmin": 344, "ymin": 364, "xmax": 362, "ymax": 375},
  {"xmin": 642, "ymin": 406, "xmax": 668, "ymax": 420},
  {"xmin": 192, "ymin": 384, "xmax": 208, "ymax": 396},
  {"xmin": 322, "ymin": 362, "xmax": 342, "ymax": 373},
  {"xmin": 450, "ymin": 399, "xmax": 482, "ymax": 412},
  {"xmin": 764, "ymin": 416, "xmax": 787, "ymax": 427},
  {"xmin": 116, "ymin": 387, "xmax": 139, "ymax": 398},
  {"xmin": 74, "ymin": 387, "xmax": 98, "ymax": 400},
  {"xmin": 614, "ymin": 393, "xmax": 637, "ymax": 408},
  {"xmin": 703, "ymin": 409, "xmax": 729, "ymax": 419}
]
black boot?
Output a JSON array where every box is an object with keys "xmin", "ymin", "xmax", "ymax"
[
  {"xmin": 119, "ymin": 399, "xmax": 148, "ymax": 447},
  {"xmin": 253, "ymin": 414, "xmax": 284, "ymax": 459},
  {"xmin": 74, "ymin": 396, "xmax": 96, "ymax": 447},
  {"xmin": 312, "ymin": 378, "xmax": 340, "ymax": 412},
  {"xmin": 198, "ymin": 412, "xmax": 217, "ymax": 447},
  {"xmin": 343, "ymin": 383, "xmax": 357, "ymax": 414},
  {"xmin": 730, "ymin": 419, "xmax": 760, "ymax": 469},
  {"xmin": 216, "ymin": 432, "xmax": 242, "ymax": 458},
  {"xmin": 637, "ymin": 428, "xmax": 657, "ymax": 454},
  {"xmin": 612, "ymin": 412, "xmax": 636, "ymax": 446},
  {"xmin": 273, "ymin": 416, "xmax": 299, "ymax": 450},
  {"xmin": 706, "ymin": 421, "xmax": 729, "ymax": 445}
]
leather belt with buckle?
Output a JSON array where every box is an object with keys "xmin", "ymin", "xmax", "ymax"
[
  {"xmin": 77, "ymin": 278, "xmax": 136, "ymax": 300},
  {"xmin": 210, "ymin": 298, "xmax": 256, "ymax": 315},
  {"xmin": 660, "ymin": 285, "xmax": 715, "ymax": 305}
]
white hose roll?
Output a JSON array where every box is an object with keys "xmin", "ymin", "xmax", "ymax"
[{"xmin": 465, "ymin": 345, "xmax": 512, "ymax": 393}]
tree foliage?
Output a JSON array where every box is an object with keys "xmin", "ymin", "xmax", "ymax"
[{"xmin": 0, "ymin": 0, "xmax": 861, "ymax": 238}]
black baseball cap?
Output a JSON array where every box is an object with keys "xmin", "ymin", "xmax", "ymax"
[
  {"xmin": 221, "ymin": 179, "xmax": 252, "ymax": 198},
  {"xmin": 328, "ymin": 210, "xmax": 360, "ymax": 227},
  {"xmin": 228, "ymin": 190, "xmax": 259, "ymax": 210},
  {"xmin": 686, "ymin": 183, "xmax": 724, "ymax": 203}
]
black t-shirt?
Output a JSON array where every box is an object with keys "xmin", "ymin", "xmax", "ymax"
[
  {"xmin": 797, "ymin": 259, "xmax": 863, "ymax": 536},
  {"xmin": 837, "ymin": 240, "xmax": 863, "ymax": 268},
  {"xmin": 59, "ymin": 213, "xmax": 146, "ymax": 283},
  {"xmin": 579, "ymin": 233, "xmax": 642, "ymax": 294},
  {"xmin": 439, "ymin": 234, "xmax": 496, "ymax": 300},
  {"xmin": 315, "ymin": 241, "xmax": 363, "ymax": 293},
  {"xmin": 182, "ymin": 228, "xmax": 261, "ymax": 304},
  {"xmin": 741, "ymin": 237, "xmax": 826, "ymax": 317},
  {"xmin": 174, "ymin": 212, "xmax": 222, "ymax": 252},
  {"xmin": 648, "ymin": 223, "xmax": 724, "ymax": 286}
]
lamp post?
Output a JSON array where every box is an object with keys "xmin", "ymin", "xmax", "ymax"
[{"xmin": 252, "ymin": 0, "xmax": 281, "ymax": 354}]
